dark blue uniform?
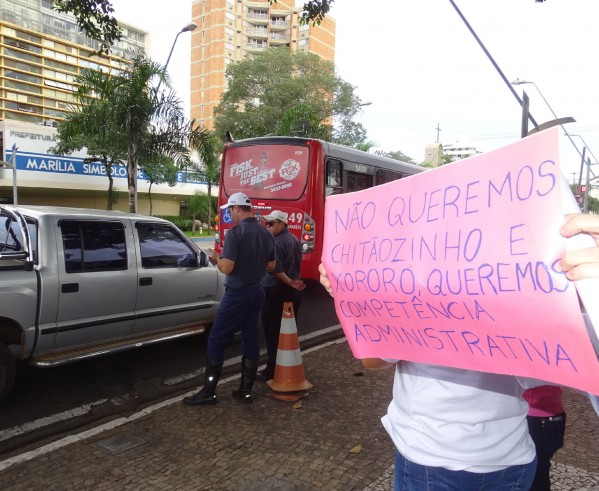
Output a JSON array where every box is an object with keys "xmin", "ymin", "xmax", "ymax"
[
  {"xmin": 207, "ymin": 217, "xmax": 275, "ymax": 363},
  {"xmin": 260, "ymin": 227, "xmax": 303, "ymax": 378}
]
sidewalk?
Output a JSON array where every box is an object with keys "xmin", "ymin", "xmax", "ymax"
[{"xmin": 1, "ymin": 339, "xmax": 598, "ymax": 490}]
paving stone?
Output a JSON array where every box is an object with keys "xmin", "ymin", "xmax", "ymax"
[{"xmin": 0, "ymin": 341, "xmax": 597, "ymax": 490}]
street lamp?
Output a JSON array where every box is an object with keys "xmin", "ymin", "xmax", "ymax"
[
  {"xmin": 155, "ymin": 22, "xmax": 197, "ymax": 94},
  {"xmin": 511, "ymin": 78, "xmax": 583, "ymax": 158},
  {"xmin": 137, "ymin": 21, "xmax": 196, "ymax": 212}
]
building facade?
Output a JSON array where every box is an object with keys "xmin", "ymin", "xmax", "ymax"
[
  {"xmin": 191, "ymin": 0, "xmax": 336, "ymax": 130},
  {"xmin": 0, "ymin": 0, "xmax": 209, "ymax": 214},
  {"xmin": 0, "ymin": 0, "xmax": 146, "ymax": 126},
  {"xmin": 443, "ymin": 144, "xmax": 481, "ymax": 160}
]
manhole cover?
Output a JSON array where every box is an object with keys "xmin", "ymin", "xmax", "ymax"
[{"xmin": 94, "ymin": 432, "xmax": 146, "ymax": 454}]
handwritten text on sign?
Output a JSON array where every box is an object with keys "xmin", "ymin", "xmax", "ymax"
[{"xmin": 322, "ymin": 129, "xmax": 599, "ymax": 395}]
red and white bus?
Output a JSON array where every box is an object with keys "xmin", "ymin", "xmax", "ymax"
[{"xmin": 215, "ymin": 136, "xmax": 425, "ymax": 281}]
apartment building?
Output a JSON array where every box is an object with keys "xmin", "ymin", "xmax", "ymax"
[
  {"xmin": 0, "ymin": 0, "xmax": 208, "ymax": 214},
  {"xmin": 191, "ymin": 0, "xmax": 336, "ymax": 129},
  {"xmin": 0, "ymin": 0, "xmax": 146, "ymax": 126}
]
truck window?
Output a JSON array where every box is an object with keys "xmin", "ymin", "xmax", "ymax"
[
  {"xmin": 0, "ymin": 217, "xmax": 24, "ymax": 253},
  {"xmin": 61, "ymin": 221, "xmax": 127, "ymax": 273},
  {"xmin": 136, "ymin": 223, "xmax": 197, "ymax": 268}
]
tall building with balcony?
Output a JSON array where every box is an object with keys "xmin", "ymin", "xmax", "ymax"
[
  {"xmin": 0, "ymin": 0, "xmax": 146, "ymax": 126},
  {"xmin": 191, "ymin": 0, "xmax": 336, "ymax": 130},
  {"xmin": 0, "ymin": 0, "xmax": 207, "ymax": 214}
]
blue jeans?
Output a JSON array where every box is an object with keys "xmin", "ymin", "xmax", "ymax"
[
  {"xmin": 393, "ymin": 450, "xmax": 536, "ymax": 491},
  {"xmin": 207, "ymin": 286, "xmax": 265, "ymax": 363}
]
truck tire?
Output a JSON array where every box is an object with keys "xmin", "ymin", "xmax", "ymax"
[{"xmin": 0, "ymin": 342, "xmax": 16, "ymax": 404}]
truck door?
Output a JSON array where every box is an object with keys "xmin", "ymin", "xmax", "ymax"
[
  {"xmin": 133, "ymin": 222, "xmax": 218, "ymax": 333},
  {"xmin": 54, "ymin": 219, "xmax": 136, "ymax": 349}
]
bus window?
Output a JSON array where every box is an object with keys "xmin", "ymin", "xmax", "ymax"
[
  {"xmin": 376, "ymin": 169, "xmax": 403, "ymax": 185},
  {"xmin": 326, "ymin": 159, "xmax": 342, "ymax": 196},
  {"xmin": 346, "ymin": 171, "xmax": 372, "ymax": 192}
]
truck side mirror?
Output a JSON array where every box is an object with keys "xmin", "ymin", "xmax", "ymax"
[{"xmin": 198, "ymin": 250, "xmax": 210, "ymax": 268}]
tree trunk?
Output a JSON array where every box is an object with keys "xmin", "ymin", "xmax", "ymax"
[
  {"xmin": 127, "ymin": 148, "xmax": 136, "ymax": 213},
  {"xmin": 148, "ymin": 182, "xmax": 153, "ymax": 216},
  {"xmin": 107, "ymin": 172, "xmax": 115, "ymax": 210}
]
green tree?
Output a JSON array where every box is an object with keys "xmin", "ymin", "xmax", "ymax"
[
  {"xmin": 187, "ymin": 190, "xmax": 213, "ymax": 234},
  {"xmin": 52, "ymin": 0, "xmax": 121, "ymax": 54},
  {"xmin": 111, "ymin": 55, "xmax": 196, "ymax": 213},
  {"xmin": 51, "ymin": 68, "xmax": 125, "ymax": 210},
  {"xmin": 276, "ymin": 103, "xmax": 331, "ymax": 139},
  {"xmin": 213, "ymin": 48, "xmax": 367, "ymax": 146},
  {"xmin": 374, "ymin": 149, "xmax": 416, "ymax": 164}
]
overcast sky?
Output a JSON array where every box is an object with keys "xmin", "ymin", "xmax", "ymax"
[{"xmin": 110, "ymin": 0, "xmax": 599, "ymax": 181}]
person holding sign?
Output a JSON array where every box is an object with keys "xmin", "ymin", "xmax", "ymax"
[
  {"xmin": 560, "ymin": 213, "xmax": 599, "ymax": 280},
  {"xmin": 319, "ymin": 262, "xmax": 539, "ymax": 490}
]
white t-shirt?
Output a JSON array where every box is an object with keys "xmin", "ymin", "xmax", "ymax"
[{"xmin": 381, "ymin": 362, "xmax": 536, "ymax": 473}]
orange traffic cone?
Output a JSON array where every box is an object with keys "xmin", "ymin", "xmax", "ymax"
[{"xmin": 267, "ymin": 302, "xmax": 313, "ymax": 394}]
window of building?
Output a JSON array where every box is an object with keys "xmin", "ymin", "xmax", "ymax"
[
  {"xmin": 4, "ymin": 79, "xmax": 43, "ymax": 94},
  {"xmin": 4, "ymin": 70, "xmax": 42, "ymax": 85},
  {"xmin": 4, "ymin": 47, "xmax": 42, "ymax": 65},
  {"xmin": 4, "ymin": 58, "xmax": 42, "ymax": 74},
  {"xmin": 4, "ymin": 38, "xmax": 42, "ymax": 53},
  {"xmin": 5, "ymin": 101, "xmax": 42, "ymax": 114},
  {"xmin": 43, "ymin": 108, "xmax": 66, "ymax": 118},
  {"xmin": 44, "ymin": 58, "xmax": 78, "ymax": 73},
  {"xmin": 5, "ymin": 91, "xmax": 42, "ymax": 105},
  {"xmin": 14, "ymin": 30, "xmax": 41, "ymax": 44}
]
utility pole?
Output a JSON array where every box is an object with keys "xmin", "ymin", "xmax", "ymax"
[{"xmin": 435, "ymin": 123, "xmax": 442, "ymax": 143}]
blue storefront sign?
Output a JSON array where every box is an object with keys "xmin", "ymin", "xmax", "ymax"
[{"xmin": 6, "ymin": 150, "xmax": 207, "ymax": 185}]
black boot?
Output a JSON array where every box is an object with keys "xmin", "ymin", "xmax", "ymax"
[
  {"xmin": 184, "ymin": 357, "xmax": 223, "ymax": 406},
  {"xmin": 232, "ymin": 357, "xmax": 259, "ymax": 403}
]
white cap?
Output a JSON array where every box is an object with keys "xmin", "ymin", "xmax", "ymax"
[
  {"xmin": 220, "ymin": 192, "xmax": 252, "ymax": 209},
  {"xmin": 262, "ymin": 210, "xmax": 288, "ymax": 224}
]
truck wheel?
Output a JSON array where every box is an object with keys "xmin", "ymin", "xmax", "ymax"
[{"xmin": 0, "ymin": 343, "xmax": 16, "ymax": 404}]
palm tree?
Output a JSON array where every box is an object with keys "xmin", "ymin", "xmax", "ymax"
[
  {"xmin": 111, "ymin": 55, "xmax": 195, "ymax": 213},
  {"xmin": 52, "ymin": 68, "xmax": 125, "ymax": 210}
]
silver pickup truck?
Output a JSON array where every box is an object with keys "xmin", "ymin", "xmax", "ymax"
[{"xmin": 0, "ymin": 206, "xmax": 224, "ymax": 403}]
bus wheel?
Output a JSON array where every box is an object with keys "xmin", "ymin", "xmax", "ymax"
[{"xmin": 0, "ymin": 342, "xmax": 16, "ymax": 404}]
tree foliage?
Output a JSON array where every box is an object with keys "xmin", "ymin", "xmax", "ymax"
[
  {"xmin": 374, "ymin": 149, "xmax": 416, "ymax": 164},
  {"xmin": 52, "ymin": 0, "xmax": 121, "ymax": 54},
  {"xmin": 112, "ymin": 55, "xmax": 197, "ymax": 213},
  {"xmin": 53, "ymin": 55, "xmax": 214, "ymax": 213},
  {"xmin": 51, "ymin": 68, "xmax": 125, "ymax": 209},
  {"xmin": 213, "ymin": 48, "xmax": 367, "ymax": 146}
]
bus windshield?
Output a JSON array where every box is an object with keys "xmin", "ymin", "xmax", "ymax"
[{"xmin": 222, "ymin": 144, "xmax": 309, "ymax": 200}]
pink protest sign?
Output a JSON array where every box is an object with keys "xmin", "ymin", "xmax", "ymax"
[{"xmin": 322, "ymin": 128, "xmax": 599, "ymax": 395}]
